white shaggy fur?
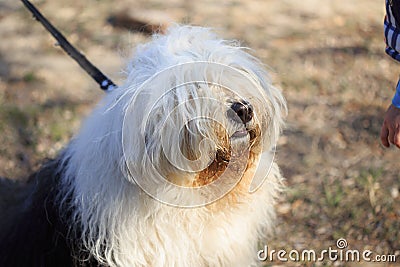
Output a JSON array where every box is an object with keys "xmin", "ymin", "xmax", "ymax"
[{"xmin": 59, "ymin": 26, "xmax": 286, "ymax": 267}]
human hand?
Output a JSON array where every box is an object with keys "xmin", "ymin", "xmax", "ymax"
[{"xmin": 381, "ymin": 104, "xmax": 400, "ymax": 148}]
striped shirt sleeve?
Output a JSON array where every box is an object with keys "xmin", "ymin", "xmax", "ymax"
[
  {"xmin": 384, "ymin": 0, "xmax": 400, "ymax": 108},
  {"xmin": 384, "ymin": 0, "xmax": 400, "ymax": 61},
  {"xmin": 385, "ymin": 0, "xmax": 400, "ymax": 61}
]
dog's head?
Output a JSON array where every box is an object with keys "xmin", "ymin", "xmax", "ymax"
[{"xmin": 120, "ymin": 26, "xmax": 286, "ymax": 207}]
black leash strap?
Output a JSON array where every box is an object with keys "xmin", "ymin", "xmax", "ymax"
[{"xmin": 21, "ymin": 0, "xmax": 117, "ymax": 91}]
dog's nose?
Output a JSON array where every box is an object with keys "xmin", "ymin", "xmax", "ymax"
[{"xmin": 230, "ymin": 101, "xmax": 253, "ymax": 124}]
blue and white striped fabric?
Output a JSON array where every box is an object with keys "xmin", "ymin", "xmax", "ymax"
[
  {"xmin": 385, "ymin": 0, "xmax": 400, "ymax": 61},
  {"xmin": 384, "ymin": 0, "xmax": 400, "ymax": 108}
]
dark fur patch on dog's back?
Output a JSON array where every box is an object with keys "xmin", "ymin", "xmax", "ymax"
[{"xmin": 0, "ymin": 160, "xmax": 77, "ymax": 267}]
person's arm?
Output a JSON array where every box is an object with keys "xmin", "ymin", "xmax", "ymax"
[{"xmin": 381, "ymin": 0, "xmax": 400, "ymax": 148}]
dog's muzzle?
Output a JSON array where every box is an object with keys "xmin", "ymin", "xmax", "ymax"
[
  {"xmin": 228, "ymin": 101, "xmax": 254, "ymax": 138},
  {"xmin": 229, "ymin": 101, "xmax": 253, "ymax": 124}
]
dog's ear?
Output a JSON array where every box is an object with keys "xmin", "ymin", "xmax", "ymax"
[
  {"xmin": 234, "ymin": 65, "xmax": 287, "ymax": 150},
  {"xmin": 260, "ymin": 80, "xmax": 287, "ymax": 149}
]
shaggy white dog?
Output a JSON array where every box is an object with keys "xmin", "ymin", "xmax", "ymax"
[{"xmin": 0, "ymin": 26, "xmax": 286, "ymax": 267}]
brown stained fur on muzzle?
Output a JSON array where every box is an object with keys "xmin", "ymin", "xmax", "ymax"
[
  {"xmin": 193, "ymin": 147, "xmax": 231, "ymax": 187},
  {"xmin": 194, "ymin": 124, "xmax": 261, "ymax": 187}
]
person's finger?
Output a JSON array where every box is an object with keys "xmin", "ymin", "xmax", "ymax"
[
  {"xmin": 388, "ymin": 124, "xmax": 395, "ymax": 145},
  {"xmin": 380, "ymin": 122, "xmax": 390, "ymax": 147},
  {"xmin": 394, "ymin": 125, "xmax": 400, "ymax": 148}
]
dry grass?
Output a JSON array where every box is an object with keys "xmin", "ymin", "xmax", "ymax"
[{"xmin": 0, "ymin": 0, "xmax": 399, "ymax": 266}]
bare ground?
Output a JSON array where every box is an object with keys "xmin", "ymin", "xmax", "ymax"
[{"xmin": 0, "ymin": 0, "xmax": 399, "ymax": 266}]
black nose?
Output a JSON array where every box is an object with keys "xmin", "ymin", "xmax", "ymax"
[{"xmin": 230, "ymin": 101, "xmax": 253, "ymax": 124}]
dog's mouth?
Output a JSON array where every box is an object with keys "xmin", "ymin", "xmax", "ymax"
[
  {"xmin": 230, "ymin": 127, "xmax": 258, "ymax": 142},
  {"xmin": 231, "ymin": 129, "xmax": 248, "ymax": 138}
]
